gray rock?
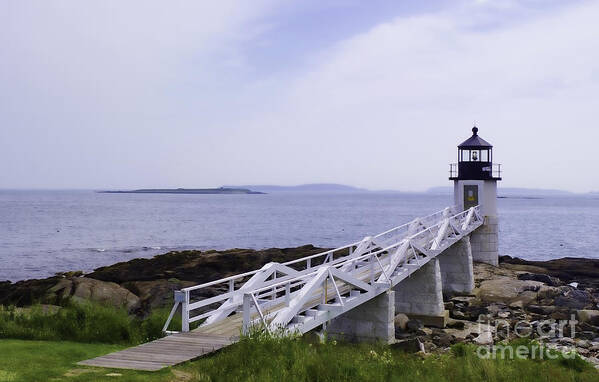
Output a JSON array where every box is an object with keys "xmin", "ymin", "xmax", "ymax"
[
  {"xmin": 474, "ymin": 331, "xmax": 493, "ymax": 345},
  {"xmin": 579, "ymin": 331, "xmax": 597, "ymax": 341},
  {"xmin": 433, "ymin": 333, "xmax": 456, "ymax": 347},
  {"xmin": 446, "ymin": 320, "xmax": 466, "ymax": 330},
  {"xmin": 577, "ymin": 310, "xmax": 599, "ymax": 326},
  {"xmin": 555, "ymin": 290, "xmax": 594, "ymax": 309},
  {"xmin": 527, "ymin": 305, "xmax": 556, "ymax": 315},
  {"xmin": 406, "ymin": 319, "xmax": 423, "ymax": 332},
  {"xmin": 394, "ymin": 313, "xmax": 410, "ymax": 330},
  {"xmin": 518, "ymin": 273, "xmax": 561, "ymax": 287},
  {"xmin": 391, "ymin": 338, "xmax": 424, "ymax": 353},
  {"xmin": 559, "ymin": 337, "xmax": 575, "ymax": 345},
  {"xmin": 51, "ymin": 277, "xmax": 139, "ymax": 310},
  {"xmin": 450, "ymin": 310, "xmax": 466, "ymax": 320},
  {"xmin": 477, "ymin": 277, "xmax": 543, "ymax": 305},
  {"xmin": 537, "ymin": 286, "xmax": 560, "ymax": 300},
  {"xmin": 510, "ymin": 290, "xmax": 538, "ymax": 308}
]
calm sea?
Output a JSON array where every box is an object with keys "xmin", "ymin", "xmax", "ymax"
[{"xmin": 1, "ymin": 190, "xmax": 598, "ymax": 281}]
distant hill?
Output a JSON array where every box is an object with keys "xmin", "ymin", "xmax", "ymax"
[
  {"xmin": 427, "ymin": 186, "xmax": 574, "ymax": 197},
  {"xmin": 223, "ymin": 183, "xmax": 369, "ymax": 193}
]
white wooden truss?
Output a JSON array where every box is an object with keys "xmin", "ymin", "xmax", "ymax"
[{"xmin": 163, "ymin": 206, "xmax": 483, "ymax": 336}]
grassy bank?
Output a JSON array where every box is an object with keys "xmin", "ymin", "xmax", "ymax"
[
  {"xmin": 1, "ymin": 304, "xmax": 597, "ymax": 381},
  {"xmin": 0, "ymin": 303, "xmax": 178, "ymax": 345},
  {"xmin": 183, "ymin": 336, "xmax": 598, "ymax": 382},
  {"xmin": 1, "ymin": 337, "xmax": 597, "ymax": 382}
]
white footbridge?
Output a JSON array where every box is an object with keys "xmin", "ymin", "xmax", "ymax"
[{"xmin": 81, "ymin": 205, "xmax": 485, "ymax": 371}]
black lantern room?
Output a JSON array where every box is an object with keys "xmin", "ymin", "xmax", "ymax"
[{"xmin": 449, "ymin": 127, "xmax": 501, "ymax": 181}]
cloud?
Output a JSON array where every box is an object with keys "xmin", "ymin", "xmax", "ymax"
[
  {"xmin": 220, "ymin": 0, "xmax": 599, "ymax": 192},
  {"xmin": 1, "ymin": 1, "xmax": 598, "ymax": 192},
  {"xmin": 0, "ymin": 1, "xmax": 275, "ymax": 188}
]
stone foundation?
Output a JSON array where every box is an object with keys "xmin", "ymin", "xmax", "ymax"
[
  {"xmin": 327, "ymin": 290, "xmax": 395, "ymax": 343},
  {"xmin": 470, "ymin": 216, "xmax": 499, "ymax": 266},
  {"xmin": 394, "ymin": 258, "xmax": 446, "ymax": 327},
  {"xmin": 438, "ymin": 236, "xmax": 474, "ymax": 295}
]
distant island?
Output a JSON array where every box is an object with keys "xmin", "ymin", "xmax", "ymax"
[{"xmin": 98, "ymin": 187, "xmax": 265, "ymax": 195}]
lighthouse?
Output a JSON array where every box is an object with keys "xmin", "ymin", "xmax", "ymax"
[{"xmin": 449, "ymin": 126, "xmax": 501, "ymax": 265}]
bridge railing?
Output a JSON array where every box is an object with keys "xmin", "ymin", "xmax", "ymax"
[
  {"xmin": 161, "ymin": 240, "xmax": 369, "ymax": 332},
  {"xmin": 371, "ymin": 206, "xmax": 457, "ymax": 248},
  {"xmin": 162, "ymin": 205, "xmax": 475, "ymax": 333},
  {"xmin": 239, "ymin": 206, "xmax": 481, "ymax": 334}
]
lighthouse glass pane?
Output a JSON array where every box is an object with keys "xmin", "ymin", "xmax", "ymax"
[
  {"xmin": 481, "ymin": 150, "xmax": 489, "ymax": 162},
  {"xmin": 471, "ymin": 150, "xmax": 479, "ymax": 161},
  {"xmin": 461, "ymin": 150, "xmax": 470, "ymax": 162}
]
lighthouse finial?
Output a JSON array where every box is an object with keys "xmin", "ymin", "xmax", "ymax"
[{"xmin": 472, "ymin": 126, "xmax": 478, "ymax": 136}]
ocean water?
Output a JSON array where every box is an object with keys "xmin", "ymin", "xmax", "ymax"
[{"xmin": 1, "ymin": 190, "xmax": 598, "ymax": 282}]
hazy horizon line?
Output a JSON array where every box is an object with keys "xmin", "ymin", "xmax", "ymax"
[{"xmin": 0, "ymin": 183, "xmax": 596, "ymax": 195}]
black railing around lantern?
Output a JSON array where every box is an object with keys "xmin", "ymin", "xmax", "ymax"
[{"xmin": 449, "ymin": 163, "xmax": 501, "ymax": 180}]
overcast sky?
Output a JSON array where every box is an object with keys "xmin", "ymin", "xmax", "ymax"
[{"xmin": 1, "ymin": 0, "xmax": 598, "ymax": 192}]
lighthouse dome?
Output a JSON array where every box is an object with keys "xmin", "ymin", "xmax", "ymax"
[{"xmin": 458, "ymin": 127, "xmax": 493, "ymax": 149}]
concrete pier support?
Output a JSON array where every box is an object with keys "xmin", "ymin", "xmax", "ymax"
[
  {"xmin": 470, "ymin": 216, "xmax": 499, "ymax": 266},
  {"xmin": 394, "ymin": 258, "xmax": 446, "ymax": 327},
  {"xmin": 327, "ymin": 290, "xmax": 395, "ymax": 344},
  {"xmin": 438, "ymin": 236, "xmax": 474, "ymax": 295}
]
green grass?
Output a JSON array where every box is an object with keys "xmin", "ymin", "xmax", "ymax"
[
  {"xmin": 0, "ymin": 339, "xmax": 173, "ymax": 382},
  {"xmin": 0, "ymin": 337, "xmax": 597, "ymax": 382},
  {"xmin": 0, "ymin": 303, "xmax": 177, "ymax": 345},
  {"xmin": 1, "ymin": 303, "xmax": 597, "ymax": 382},
  {"xmin": 179, "ymin": 335, "xmax": 599, "ymax": 382}
]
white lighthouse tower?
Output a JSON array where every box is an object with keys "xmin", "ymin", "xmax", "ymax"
[{"xmin": 449, "ymin": 126, "xmax": 501, "ymax": 265}]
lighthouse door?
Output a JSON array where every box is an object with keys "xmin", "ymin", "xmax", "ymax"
[{"xmin": 463, "ymin": 185, "xmax": 479, "ymax": 210}]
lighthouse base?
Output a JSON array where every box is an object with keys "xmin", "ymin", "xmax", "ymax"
[{"xmin": 470, "ymin": 216, "xmax": 499, "ymax": 266}]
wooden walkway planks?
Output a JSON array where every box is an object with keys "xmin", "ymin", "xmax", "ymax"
[{"xmin": 78, "ymin": 332, "xmax": 236, "ymax": 371}]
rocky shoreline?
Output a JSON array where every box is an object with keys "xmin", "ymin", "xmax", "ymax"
[
  {"xmin": 2, "ymin": 247, "xmax": 599, "ymax": 365},
  {"xmin": 0, "ymin": 246, "xmax": 326, "ymax": 314},
  {"xmin": 395, "ymin": 257, "xmax": 599, "ymax": 367}
]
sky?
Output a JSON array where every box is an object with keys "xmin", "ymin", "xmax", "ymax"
[{"xmin": 1, "ymin": 0, "xmax": 598, "ymax": 192}]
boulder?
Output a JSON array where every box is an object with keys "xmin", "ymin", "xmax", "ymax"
[
  {"xmin": 391, "ymin": 338, "xmax": 424, "ymax": 353},
  {"xmin": 450, "ymin": 310, "xmax": 466, "ymax": 320},
  {"xmin": 406, "ymin": 319, "xmax": 423, "ymax": 332},
  {"xmin": 394, "ymin": 313, "xmax": 410, "ymax": 331},
  {"xmin": 579, "ymin": 331, "xmax": 596, "ymax": 341},
  {"xmin": 537, "ymin": 285, "xmax": 560, "ymax": 300},
  {"xmin": 476, "ymin": 277, "xmax": 543, "ymax": 305},
  {"xmin": 517, "ymin": 273, "xmax": 561, "ymax": 287},
  {"xmin": 555, "ymin": 289, "xmax": 594, "ymax": 309},
  {"xmin": 463, "ymin": 305, "xmax": 489, "ymax": 321},
  {"xmin": 432, "ymin": 332, "xmax": 456, "ymax": 347},
  {"xmin": 474, "ymin": 331, "xmax": 494, "ymax": 345},
  {"xmin": 446, "ymin": 320, "xmax": 465, "ymax": 330},
  {"xmin": 577, "ymin": 310, "xmax": 599, "ymax": 326},
  {"xmin": 527, "ymin": 305, "xmax": 556, "ymax": 315},
  {"xmin": 509, "ymin": 290, "xmax": 538, "ymax": 308},
  {"xmin": 123, "ymin": 279, "xmax": 197, "ymax": 312},
  {"xmin": 51, "ymin": 277, "xmax": 139, "ymax": 310}
]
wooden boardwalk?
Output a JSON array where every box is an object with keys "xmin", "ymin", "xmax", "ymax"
[{"xmin": 78, "ymin": 331, "xmax": 237, "ymax": 371}]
